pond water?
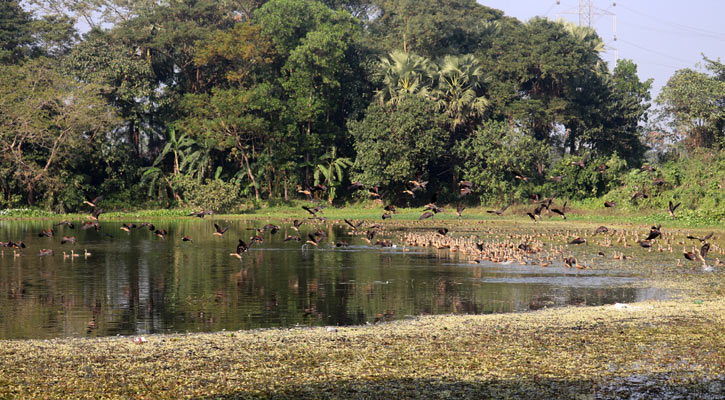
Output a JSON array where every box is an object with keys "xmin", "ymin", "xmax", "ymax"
[{"xmin": 0, "ymin": 218, "xmax": 671, "ymax": 339}]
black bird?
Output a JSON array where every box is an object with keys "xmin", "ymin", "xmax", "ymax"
[
  {"xmin": 83, "ymin": 195, "xmax": 103, "ymax": 208},
  {"xmin": 419, "ymin": 211, "xmax": 434, "ymax": 220},
  {"xmin": 368, "ymin": 186, "xmax": 381, "ymax": 199},
  {"xmin": 335, "ymin": 241, "xmax": 349, "ymax": 248},
  {"xmin": 120, "ymin": 223, "xmax": 137, "ymax": 233},
  {"xmin": 644, "ymin": 225, "xmax": 661, "ymax": 241},
  {"xmin": 189, "ymin": 210, "xmax": 214, "ymax": 218},
  {"xmin": 687, "ymin": 232, "xmax": 714, "ymax": 242},
  {"xmin": 364, "ymin": 230, "xmax": 376, "ymax": 245},
  {"xmin": 81, "ymin": 221, "xmax": 100, "ymax": 231},
  {"xmin": 302, "ymin": 205, "xmax": 324, "ymax": 218},
  {"xmin": 61, "ymin": 236, "xmax": 77, "ymax": 245},
  {"xmin": 90, "ymin": 208, "xmax": 104, "ymax": 220},
  {"xmin": 631, "ymin": 191, "xmax": 648, "ymax": 201},
  {"xmin": 8, "ymin": 241, "xmax": 26, "ymax": 249},
  {"xmin": 456, "ymin": 203, "xmax": 465, "ymax": 218},
  {"xmin": 571, "ymin": 153, "xmax": 589, "ymax": 168},
  {"xmin": 261, "ymin": 224, "xmax": 280, "ymax": 234},
  {"xmin": 668, "ymin": 200, "xmax": 681, "ymax": 218},
  {"xmin": 487, "ymin": 203, "xmax": 511, "ymax": 216},
  {"xmin": 701, "ymin": 243, "xmax": 711, "ymax": 258},
  {"xmin": 604, "ymin": 201, "xmax": 616, "ymax": 208},
  {"xmin": 230, "ymin": 239, "xmax": 249, "ymax": 259},
  {"xmin": 182, "ymin": 235, "xmax": 193, "ymax": 242},
  {"xmin": 54, "ymin": 221, "xmax": 74, "ymax": 229},
  {"xmin": 344, "ymin": 219, "xmax": 363, "ymax": 231},
  {"xmin": 154, "ymin": 229, "xmax": 167, "ymax": 239},
  {"xmin": 437, "ymin": 228, "xmax": 449, "ymax": 236},
  {"xmin": 514, "ymin": 173, "xmax": 529, "ymax": 182},
  {"xmin": 297, "ymin": 186, "xmax": 313, "ymax": 200},
  {"xmin": 38, "ymin": 229, "xmax": 54, "ymax": 238},
  {"xmin": 551, "ymin": 204, "xmax": 567, "ymax": 220},
  {"xmin": 684, "ymin": 251, "xmax": 697, "ymax": 261},
  {"xmin": 526, "ymin": 212, "xmax": 537, "ymax": 222},
  {"xmin": 213, "ymin": 223, "xmax": 230, "ymax": 237},
  {"xmin": 306, "ymin": 233, "xmax": 322, "ymax": 247},
  {"xmin": 568, "ymin": 237, "xmax": 587, "ymax": 245}
]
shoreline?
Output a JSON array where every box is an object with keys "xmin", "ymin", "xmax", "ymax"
[
  {"xmin": 0, "ymin": 215, "xmax": 722, "ymax": 398},
  {"xmin": 0, "ymin": 298, "xmax": 722, "ymax": 398}
]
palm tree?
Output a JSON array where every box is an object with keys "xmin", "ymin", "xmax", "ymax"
[
  {"xmin": 375, "ymin": 51, "xmax": 436, "ymax": 106},
  {"xmin": 433, "ymin": 54, "xmax": 488, "ymax": 131}
]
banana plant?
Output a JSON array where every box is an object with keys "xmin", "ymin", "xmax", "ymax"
[{"xmin": 314, "ymin": 146, "xmax": 352, "ymax": 204}]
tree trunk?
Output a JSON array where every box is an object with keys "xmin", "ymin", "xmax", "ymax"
[{"xmin": 242, "ymin": 151, "xmax": 260, "ymax": 201}]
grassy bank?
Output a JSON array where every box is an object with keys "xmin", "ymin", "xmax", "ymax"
[
  {"xmin": 1, "ymin": 200, "xmax": 723, "ymax": 228},
  {"xmin": 0, "ymin": 298, "xmax": 722, "ymax": 399}
]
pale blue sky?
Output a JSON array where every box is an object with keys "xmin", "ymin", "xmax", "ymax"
[{"xmin": 479, "ymin": 0, "xmax": 725, "ymax": 97}]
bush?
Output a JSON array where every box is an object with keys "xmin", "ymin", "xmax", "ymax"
[{"xmin": 175, "ymin": 176, "xmax": 242, "ymax": 213}]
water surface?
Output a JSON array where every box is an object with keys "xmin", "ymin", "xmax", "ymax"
[{"xmin": 0, "ymin": 218, "xmax": 669, "ymax": 339}]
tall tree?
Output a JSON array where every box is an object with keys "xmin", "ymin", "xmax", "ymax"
[
  {"xmin": 0, "ymin": 1, "xmax": 33, "ymax": 63},
  {"xmin": 656, "ymin": 65, "xmax": 725, "ymax": 149},
  {"xmin": 0, "ymin": 58, "xmax": 118, "ymax": 206},
  {"xmin": 366, "ymin": 0, "xmax": 504, "ymax": 57}
]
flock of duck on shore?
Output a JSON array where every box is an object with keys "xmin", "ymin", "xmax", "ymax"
[{"xmin": 0, "ymin": 166, "xmax": 722, "ymax": 273}]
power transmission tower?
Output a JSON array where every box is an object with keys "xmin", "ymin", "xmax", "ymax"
[{"xmin": 557, "ymin": 1, "xmax": 618, "ymax": 62}]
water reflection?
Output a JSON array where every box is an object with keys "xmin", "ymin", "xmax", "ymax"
[{"xmin": 0, "ymin": 219, "xmax": 668, "ymax": 339}]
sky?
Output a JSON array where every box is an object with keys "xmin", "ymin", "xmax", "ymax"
[{"xmin": 479, "ymin": 0, "xmax": 725, "ymax": 97}]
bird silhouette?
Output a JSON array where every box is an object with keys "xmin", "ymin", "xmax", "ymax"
[
  {"xmin": 604, "ymin": 201, "xmax": 616, "ymax": 208},
  {"xmin": 487, "ymin": 203, "xmax": 511, "ymax": 216},
  {"xmin": 230, "ymin": 239, "xmax": 249, "ymax": 259},
  {"xmin": 54, "ymin": 221, "xmax": 75, "ymax": 229},
  {"xmin": 38, "ymin": 229, "xmax": 54, "ymax": 238},
  {"xmin": 668, "ymin": 200, "xmax": 681, "ymax": 217},
  {"xmin": 687, "ymin": 232, "xmax": 714, "ymax": 242},
  {"xmin": 61, "ymin": 236, "xmax": 77, "ymax": 245},
  {"xmin": 213, "ymin": 224, "xmax": 230, "ymax": 237}
]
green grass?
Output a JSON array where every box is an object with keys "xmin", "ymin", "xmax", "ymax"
[{"xmin": 2, "ymin": 199, "xmax": 723, "ymax": 228}]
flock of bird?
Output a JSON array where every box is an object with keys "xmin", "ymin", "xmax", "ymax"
[{"xmin": 1, "ymin": 171, "xmax": 722, "ymax": 275}]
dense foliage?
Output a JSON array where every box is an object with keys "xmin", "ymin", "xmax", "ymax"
[{"xmin": 1, "ymin": 0, "xmax": 722, "ymax": 213}]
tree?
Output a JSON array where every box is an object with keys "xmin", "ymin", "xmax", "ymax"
[
  {"xmin": 350, "ymin": 95, "xmax": 448, "ymax": 200},
  {"xmin": 313, "ymin": 146, "xmax": 352, "ymax": 204},
  {"xmin": 454, "ymin": 120, "xmax": 550, "ymax": 202},
  {"xmin": 0, "ymin": 58, "xmax": 118, "ymax": 206},
  {"xmin": 656, "ymin": 63, "xmax": 725, "ymax": 149},
  {"xmin": 366, "ymin": 0, "xmax": 504, "ymax": 57},
  {"xmin": 374, "ymin": 50, "xmax": 435, "ymax": 106},
  {"xmin": 432, "ymin": 53, "xmax": 488, "ymax": 132},
  {"xmin": 0, "ymin": 1, "xmax": 33, "ymax": 63}
]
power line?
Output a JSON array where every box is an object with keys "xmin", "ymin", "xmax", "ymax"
[
  {"xmin": 618, "ymin": 39, "xmax": 693, "ymax": 65},
  {"xmin": 616, "ymin": 4, "xmax": 725, "ymax": 40}
]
